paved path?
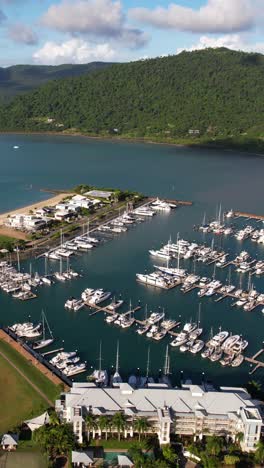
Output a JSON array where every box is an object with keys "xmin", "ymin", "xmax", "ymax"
[{"xmin": 0, "ymin": 349, "xmax": 53, "ymax": 406}]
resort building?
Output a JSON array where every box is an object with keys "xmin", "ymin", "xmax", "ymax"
[
  {"xmin": 7, "ymin": 214, "xmax": 50, "ymax": 231},
  {"xmin": 55, "ymin": 382, "xmax": 263, "ymax": 451}
]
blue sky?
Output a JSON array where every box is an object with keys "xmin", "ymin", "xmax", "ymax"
[{"xmin": 0, "ymin": 0, "xmax": 263, "ymax": 66}]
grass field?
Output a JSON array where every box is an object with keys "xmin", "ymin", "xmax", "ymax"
[
  {"xmin": 0, "ymin": 451, "xmax": 48, "ymax": 468},
  {"xmin": 0, "ymin": 339, "xmax": 60, "ymax": 433}
]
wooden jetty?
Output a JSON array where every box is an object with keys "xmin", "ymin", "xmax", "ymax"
[
  {"xmin": 87, "ymin": 302, "xmax": 142, "ymax": 317},
  {"xmin": 245, "ymin": 349, "xmax": 264, "ymax": 375},
  {"xmin": 234, "ymin": 211, "xmax": 264, "ymax": 221}
]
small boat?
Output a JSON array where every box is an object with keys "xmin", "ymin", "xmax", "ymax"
[
  {"xmin": 231, "ymin": 354, "xmax": 244, "ymax": 367},
  {"xmin": 106, "ymin": 297, "xmax": 124, "ymax": 311}
]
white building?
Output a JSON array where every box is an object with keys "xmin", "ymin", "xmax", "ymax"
[
  {"xmin": 7, "ymin": 214, "xmax": 49, "ymax": 231},
  {"xmin": 55, "ymin": 382, "xmax": 263, "ymax": 451}
]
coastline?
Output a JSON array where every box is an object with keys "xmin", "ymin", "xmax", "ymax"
[
  {"xmin": 0, "ymin": 192, "xmax": 71, "ymax": 235},
  {"xmin": 1, "ymin": 129, "xmax": 263, "ymax": 156}
]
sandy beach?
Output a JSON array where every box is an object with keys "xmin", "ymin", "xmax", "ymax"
[{"xmin": 0, "ymin": 192, "xmax": 71, "ymax": 239}]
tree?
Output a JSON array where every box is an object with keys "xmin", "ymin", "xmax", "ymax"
[
  {"xmin": 49, "ymin": 410, "xmax": 60, "ymax": 426},
  {"xmin": 85, "ymin": 413, "xmax": 96, "ymax": 442},
  {"xmin": 246, "ymin": 380, "xmax": 263, "ymax": 399},
  {"xmin": 97, "ymin": 415, "xmax": 108, "ymax": 439},
  {"xmin": 224, "ymin": 454, "xmax": 240, "ymax": 465},
  {"xmin": 201, "ymin": 453, "xmax": 220, "ymax": 468},
  {"xmin": 205, "ymin": 436, "xmax": 223, "ymax": 457},
  {"xmin": 33, "ymin": 423, "xmax": 75, "ymax": 461},
  {"xmin": 162, "ymin": 444, "xmax": 179, "ymax": 466},
  {"xmin": 128, "ymin": 444, "xmax": 146, "ymax": 466},
  {"xmin": 235, "ymin": 431, "xmax": 244, "ymax": 446},
  {"xmin": 111, "ymin": 412, "xmax": 127, "ymax": 441},
  {"xmin": 133, "ymin": 417, "xmax": 150, "ymax": 441},
  {"xmin": 255, "ymin": 440, "xmax": 264, "ymax": 465}
]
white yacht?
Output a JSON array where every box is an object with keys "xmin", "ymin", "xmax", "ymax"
[{"xmin": 89, "ymin": 289, "xmax": 111, "ymax": 305}]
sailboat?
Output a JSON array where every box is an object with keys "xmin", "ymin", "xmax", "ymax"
[
  {"xmin": 159, "ymin": 345, "xmax": 172, "ymax": 387},
  {"xmin": 33, "ymin": 311, "xmax": 54, "ymax": 350},
  {"xmin": 139, "ymin": 347, "xmax": 154, "ymax": 387},
  {"xmin": 112, "ymin": 341, "xmax": 122, "ymax": 387},
  {"xmin": 42, "ymin": 257, "xmax": 52, "ymax": 285},
  {"xmin": 55, "ymin": 257, "xmax": 66, "ymax": 281},
  {"xmin": 91, "ymin": 341, "xmax": 108, "ymax": 387}
]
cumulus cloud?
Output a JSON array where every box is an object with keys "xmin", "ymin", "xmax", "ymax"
[
  {"xmin": 176, "ymin": 34, "xmax": 264, "ymax": 54},
  {"xmin": 8, "ymin": 23, "xmax": 38, "ymax": 45},
  {"xmin": 130, "ymin": 0, "xmax": 255, "ymax": 34},
  {"xmin": 33, "ymin": 38, "xmax": 117, "ymax": 65},
  {"xmin": 41, "ymin": 0, "xmax": 148, "ymax": 49}
]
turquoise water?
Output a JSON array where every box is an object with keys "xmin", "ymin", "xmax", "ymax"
[{"xmin": 0, "ymin": 134, "xmax": 264, "ymax": 386}]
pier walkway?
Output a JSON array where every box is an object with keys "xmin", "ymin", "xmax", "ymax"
[{"xmin": 245, "ymin": 349, "xmax": 264, "ymax": 375}]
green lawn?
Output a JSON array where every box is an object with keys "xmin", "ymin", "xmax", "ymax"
[
  {"xmin": 0, "ymin": 451, "xmax": 48, "ymax": 468},
  {"xmin": 0, "ymin": 339, "xmax": 60, "ymax": 401},
  {"xmin": 89, "ymin": 438, "xmax": 146, "ymax": 449},
  {"xmin": 0, "ymin": 339, "xmax": 61, "ymax": 432}
]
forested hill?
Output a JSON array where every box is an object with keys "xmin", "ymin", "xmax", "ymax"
[
  {"xmin": 0, "ymin": 62, "xmax": 114, "ymax": 102},
  {"xmin": 0, "ymin": 48, "xmax": 264, "ymax": 150}
]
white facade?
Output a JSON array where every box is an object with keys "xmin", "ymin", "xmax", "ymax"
[
  {"xmin": 7, "ymin": 214, "xmax": 49, "ymax": 231},
  {"xmin": 55, "ymin": 382, "xmax": 263, "ymax": 451}
]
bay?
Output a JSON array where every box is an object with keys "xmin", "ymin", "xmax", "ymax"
[{"xmin": 0, "ymin": 134, "xmax": 263, "ymax": 386}]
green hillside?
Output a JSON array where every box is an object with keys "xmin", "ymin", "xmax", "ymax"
[
  {"xmin": 1, "ymin": 49, "xmax": 264, "ymax": 151},
  {"xmin": 0, "ymin": 62, "xmax": 114, "ymax": 102}
]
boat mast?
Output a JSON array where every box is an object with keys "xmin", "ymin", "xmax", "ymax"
[
  {"xmin": 98, "ymin": 341, "xmax": 102, "ymax": 373},
  {"xmin": 16, "ymin": 248, "xmax": 20, "ymax": 273},
  {"xmin": 60, "ymin": 257, "xmax": 63, "ymax": 275},
  {"xmin": 44, "ymin": 257, "xmax": 48, "ymax": 277},
  {"xmin": 146, "ymin": 346, "xmax": 150, "ymax": 379},
  {"xmin": 163, "ymin": 345, "xmax": 170, "ymax": 376},
  {"xmin": 42, "ymin": 310, "xmax": 45, "ymax": 341},
  {"xmin": 87, "ymin": 220, "xmax": 89, "ymax": 236},
  {"xmin": 44, "ymin": 311, "xmax": 53, "ymax": 339},
  {"xmin": 177, "ymin": 232, "xmax": 180, "ymax": 270},
  {"xmin": 115, "ymin": 341, "xmax": 120, "ymax": 374},
  {"xmin": 198, "ymin": 303, "xmax": 201, "ymax": 327}
]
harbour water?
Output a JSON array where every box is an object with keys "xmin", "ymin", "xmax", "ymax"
[{"xmin": 0, "ymin": 134, "xmax": 264, "ymax": 385}]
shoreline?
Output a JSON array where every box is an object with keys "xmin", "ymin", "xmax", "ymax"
[
  {"xmin": 0, "ymin": 192, "xmax": 71, "ymax": 238},
  {"xmin": 0, "ymin": 130, "xmax": 263, "ymax": 156}
]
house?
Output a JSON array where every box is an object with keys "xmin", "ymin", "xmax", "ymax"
[
  {"xmin": 1, "ymin": 434, "xmax": 18, "ymax": 451},
  {"xmin": 86, "ymin": 190, "xmax": 114, "ymax": 201},
  {"xmin": 7, "ymin": 214, "xmax": 49, "ymax": 231},
  {"xmin": 55, "ymin": 382, "xmax": 263, "ymax": 451},
  {"xmin": 72, "ymin": 450, "xmax": 94, "ymax": 467},
  {"xmin": 24, "ymin": 411, "xmax": 50, "ymax": 432},
  {"xmin": 117, "ymin": 455, "xmax": 134, "ymax": 467}
]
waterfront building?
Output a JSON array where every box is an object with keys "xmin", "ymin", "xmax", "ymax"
[
  {"xmin": 7, "ymin": 214, "xmax": 50, "ymax": 231},
  {"xmin": 55, "ymin": 382, "xmax": 263, "ymax": 451}
]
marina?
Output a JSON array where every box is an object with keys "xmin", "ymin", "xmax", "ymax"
[{"xmin": 1, "ymin": 134, "xmax": 264, "ymax": 386}]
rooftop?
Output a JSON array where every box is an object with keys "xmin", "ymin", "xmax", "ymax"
[{"xmin": 60, "ymin": 383, "xmax": 259, "ymax": 419}]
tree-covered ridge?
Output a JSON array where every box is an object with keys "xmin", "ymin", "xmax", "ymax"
[
  {"xmin": 0, "ymin": 48, "xmax": 264, "ymax": 149},
  {"xmin": 0, "ymin": 62, "xmax": 114, "ymax": 102}
]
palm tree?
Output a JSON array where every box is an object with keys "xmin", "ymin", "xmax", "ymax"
[
  {"xmin": 49, "ymin": 410, "xmax": 60, "ymax": 426},
  {"xmin": 97, "ymin": 415, "xmax": 108, "ymax": 439},
  {"xmin": 133, "ymin": 417, "xmax": 150, "ymax": 441},
  {"xmin": 235, "ymin": 431, "xmax": 244, "ymax": 446},
  {"xmin": 255, "ymin": 440, "xmax": 264, "ymax": 465},
  {"xmin": 105, "ymin": 418, "xmax": 112, "ymax": 441},
  {"xmin": 85, "ymin": 413, "xmax": 96, "ymax": 442},
  {"xmin": 111, "ymin": 412, "xmax": 127, "ymax": 441}
]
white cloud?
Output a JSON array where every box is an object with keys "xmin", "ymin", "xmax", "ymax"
[
  {"xmin": 176, "ymin": 34, "xmax": 264, "ymax": 54},
  {"xmin": 8, "ymin": 23, "xmax": 38, "ymax": 45},
  {"xmin": 130, "ymin": 0, "xmax": 255, "ymax": 34},
  {"xmin": 41, "ymin": 0, "xmax": 148, "ymax": 49},
  {"xmin": 33, "ymin": 38, "xmax": 117, "ymax": 65}
]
